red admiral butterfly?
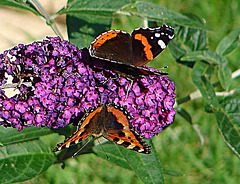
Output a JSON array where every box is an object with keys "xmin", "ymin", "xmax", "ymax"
[
  {"xmin": 89, "ymin": 24, "xmax": 174, "ymax": 77},
  {"xmin": 53, "ymin": 104, "xmax": 151, "ymax": 154}
]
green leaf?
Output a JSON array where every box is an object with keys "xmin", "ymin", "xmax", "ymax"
[
  {"xmin": 60, "ymin": 0, "xmax": 205, "ymax": 30},
  {"xmin": 93, "ymin": 141, "xmax": 182, "ymax": 177},
  {"xmin": 0, "ymin": 126, "xmax": 52, "ymax": 146},
  {"xmin": 121, "ymin": 139, "xmax": 164, "ymax": 184},
  {"xmin": 185, "ymin": 51, "xmax": 232, "ymax": 91},
  {"xmin": 191, "ymin": 62, "xmax": 218, "ymax": 109},
  {"xmin": 161, "ymin": 167, "xmax": 183, "ymax": 177},
  {"xmin": 0, "ymin": 140, "xmax": 55, "ymax": 184},
  {"xmin": 177, "ymin": 107, "xmax": 192, "ymax": 124},
  {"xmin": 214, "ymin": 97, "xmax": 240, "ymax": 158},
  {"xmin": 95, "ymin": 140, "xmax": 164, "ymax": 184},
  {"xmin": 93, "ymin": 142, "xmax": 132, "ymax": 170},
  {"xmin": 130, "ymin": 2, "xmax": 206, "ymax": 29},
  {"xmin": 0, "ymin": 127, "xmax": 55, "ymax": 183},
  {"xmin": 216, "ymin": 28, "xmax": 240, "ymax": 56},
  {"xmin": 51, "ymin": 124, "xmax": 76, "ymax": 138},
  {"xmin": 181, "ymin": 51, "xmax": 220, "ymax": 64},
  {"xmin": 67, "ymin": 14, "xmax": 112, "ymax": 48},
  {"xmin": 63, "ymin": 0, "xmax": 208, "ymax": 49},
  {"xmin": 58, "ymin": 0, "xmax": 131, "ymax": 17},
  {"xmin": 218, "ymin": 56, "xmax": 232, "ymax": 91},
  {"xmin": 64, "ymin": 0, "xmax": 130, "ymax": 48},
  {"xmin": 0, "ymin": 0, "xmax": 42, "ymax": 16},
  {"xmin": 168, "ymin": 18, "xmax": 208, "ymax": 66}
]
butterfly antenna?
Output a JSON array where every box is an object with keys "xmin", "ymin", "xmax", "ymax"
[
  {"xmin": 72, "ymin": 137, "xmax": 92, "ymax": 157},
  {"xmin": 158, "ymin": 66, "xmax": 168, "ymax": 70},
  {"xmin": 97, "ymin": 139, "xmax": 110, "ymax": 160},
  {"xmin": 100, "ymin": 93, "xmax": 104, "ymax": 105},
  {"xmin": 125, "ymin": 80, "xmax": 133, "ymax": 101},
  {"xmin": 102, "ymin": 76, "xmax": 117, "ymax": 85}
]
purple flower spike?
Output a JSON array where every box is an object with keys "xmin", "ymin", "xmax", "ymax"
[{"xmin": 0, "ymin": 36, "xmax": 176, "ymax": 139}]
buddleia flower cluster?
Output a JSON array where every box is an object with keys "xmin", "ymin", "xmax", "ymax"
[{"xmin": 0, "ymin": 37, "xmax": 176, "ymax": 139}]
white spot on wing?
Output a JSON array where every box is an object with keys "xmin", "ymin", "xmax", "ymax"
[
  {"xmin": 168, "ymin": 34, "xmax": 174, "ymax": 39},
  {"xmin": 155, "ymin": 33, "xmax": 161, "ymax": 38},
  {"xmin": 158, "ymin": 40, "xmax": 166, "ymax": 49}
]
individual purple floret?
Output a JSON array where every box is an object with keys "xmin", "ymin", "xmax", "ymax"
[{"xmin": 0, "ymin": 37, "xmax": 176, "ymax": 138}]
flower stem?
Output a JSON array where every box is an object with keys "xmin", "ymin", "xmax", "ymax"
[
  {"xmin": 177, "ymin": 69, "xmax": 240, "ymax": 105},
  {"xmin": 30, "ymin": 0, "xmax": 63, "ymax": 39}
]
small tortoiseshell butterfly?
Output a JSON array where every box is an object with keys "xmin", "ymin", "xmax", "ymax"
[{"xmin": 53, "ymin": 104, "xmax": 151, "ymax": 154}]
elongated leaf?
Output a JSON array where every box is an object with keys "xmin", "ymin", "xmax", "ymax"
[
  {"xmin": 191, "ymin": 62, "xmax": 218, "ymax": 109},
  {"xmin": 93, "ymin": 142, "xmax": 132, "ymax": 170},
  {"xmin": 177, "ymin": 107, "xmax": 192, "ymax": 124},
  {"xmin": 65, "ymin": 0, "xmax": 127, "ymax": 47},
  {"xmin": 93, "ymin": 142, "xmax": 183, "ymax": 177},
  {"xmin": 120, "ymin": 139, "xmax": 164, "ymax": 184},
  {"xmin": 0, "ymin": 0, "xmax": 41, "ymax": 16},
  {"xmin": 96, "ymin": 141, "xmax": 163, "ymax": 184},
  {"xmin": 181, "ymin": 51, "xmax": 220, "ymax": 64},
  {"xmin": 130, "ymin": 2, "xmax": 206, "ymax": 29},
  {"xmin": 0, "ymin": 140, "xmax": 55, "ymax": 184},
  {"xmin": 60, "ymin": 0, "xmax": 205, "ymax": 30},
  {"xmin": 216, "ymin": 28, "xmax": 240, "ymax": 56},
  {"xmin": 58, "ymin": 0, "xmax": 131, "ymax": 16},
  {"xmin": 67, "ymin": 14, "xmax": 112, "ymax": 48},
  {"xmin": 93, "ymin": 140, "xmax": 164, "ymax": 183},
  {"xmin": 0, "ymin": 126, "xmax": 52, "ymax": 146},
  {"xmin": 168, "ymin": 17, "xmax": 208, "ymax": 66},
  {"xmin": 218, "ymin": 56, "xmax": 232, "ymax": 91},
  {"xmin": 214, "ymin": 97, "xmax": 240, "ymax": 158},
  {"xmin": 184, "ymin": 51, "xmax": 232, "ymax": 90},
  {"xmin": 51, "ymin": 124, "xmax": 75, "ymax": 137}
]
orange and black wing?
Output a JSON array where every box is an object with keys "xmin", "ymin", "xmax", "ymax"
[
  {"xmin": 131, "ymin": 25, "xmax": 174, "ymax": 66},
  {"xmin": 53, "ymin": 128, "xmax": 89, "ymax": 152},
  {"xmin": 103, "ymin": 105, "xmax": 151, "ymax": 154},
  {"xmin": 107, "ymin": 129, "xmax": 151, "ymax": 154},
  {"xmin": 53, "ymin": 106, "xmax": 103, "ymax": 152},
  {"xmin": 89, "ymin": 30, "xmax": 133, "ymax": 64}
]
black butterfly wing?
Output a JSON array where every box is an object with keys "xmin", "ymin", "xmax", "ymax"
[
  {"xmin": 89, "ymin": 30, "xmax": 133, "ymax": 64},
  {"xmin": 131, "ymin": 25, "xmax": 174, "ymax": 66}
]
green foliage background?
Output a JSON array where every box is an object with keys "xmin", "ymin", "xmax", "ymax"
[{"xmin": 0, "ymin": 0, "xmax": 240, "ymax": 183}]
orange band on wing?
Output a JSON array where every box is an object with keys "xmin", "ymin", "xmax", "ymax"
[
  {"xmin": 134, "ymin": 34, "xmax": 153, "ymax": 61},
  {"xmin": 62, "ymin": 129, "xmax": 88, "ymax": 148},
  {"xmin": 92, "ymin": 31, "xmax": 121, "ymax": 49},
  {"xmin": 107, "ymin": 106, "xmax": 130, "ymax": 127}
]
